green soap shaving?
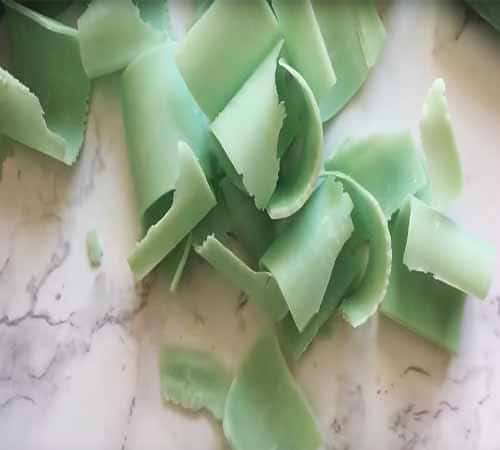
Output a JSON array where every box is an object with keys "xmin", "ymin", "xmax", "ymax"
[
  {"xmin": 381, "ymin": 201, "xmax": 466, "ymax": 353},
  {"xmin": 223, "ymin": 333, "xmax": 321, "ymax": 450},
  {"xmin": 464, "ymin": 0, "xmax": 500, "ymax": 32},
  {"xmin": 134, "ymin": 0, "xmax": 169, "ymax": 32},
  {"xmin": 404, "ymin": 197, "xmax": 495, "ymax": 299},
  {"xmin": 272, "ymin": 0, "xmax": 335, "ymax": 102},
  {"xmin": 262, "ymin": 177, "xmax": 354, "ymax": 332},
  {"xmin": 128, "ymin": 142, "xmax": 216, "ymax": 280},
  {"xmin": 162, "ymin": 234, "xmax": 193, "ymax": 293},
  {"xmin": 77, "ymin": 0, "xmax": 164, "ymax": 78},
  {"xmin": 211, "ymin": 41, "xmax": 285, "ymax": 210},
  {"xmin": 326, "ymin": 131, "xmax": 427, "ymax": 218},
  {"xmin": 176, "ymin": 0, "xmax": 280, "ymax": 119},
  {"xmin": 195, "ymin": 235, "xmax": 288, "ymax": 322},
  {"xmin": 267, "ymin": 60, "xmax": 323, "ymax": 219},
  {"xmin": 420, "ymin": 78, "xmax": 463, "ymax": 209},
  {"xmin": 86, "ymin": 229, "xmax": 103, "ymax": 267},
  {"xmin": 120, "ymin": 42, "xmax": 212, "ymax": 226},
  {"xmin": 160, "ymin": 346, "xmax": 232, "ymax": 420},
  {"xmin": 3, "ymin": 0, "xmax": 90, "ymax": 164},
  {"xmin": 333, "ymin": 172, "xmax": 392, "ymax": 328},
  {"xmin": 313, "ymin": 0, "xmax": 385, "ymax": 121}
]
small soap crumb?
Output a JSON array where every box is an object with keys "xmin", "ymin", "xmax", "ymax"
[{"xmin": 86, "ymin": 229, "xmax": 103, "ymax": 268}]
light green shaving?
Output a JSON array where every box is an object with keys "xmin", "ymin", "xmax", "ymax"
[
  {"xmin": 267, "ymin": 60, "xmax": 323, "ymax": 219},
  {"xmin": 325, "ymin": 132, "xmax": 427, "ymax": 218},
  {"xmin": 120, "ymin": 42, "xmax": 211, "ymax": 226},
  {"xmin": 223, "ymin": 333, "xmax": 321, "ymax": 450},
  {"xmin": 272, "ymin": 0, "xmax": 335, "ymax": 102},
  {"xmin": 135, "ymin": 0, "xmax": 169, "ymax": 32},
  {"xmin": 404, "ymin": 197, "xmax": 495, "ymax": 299},
  {"xmin": 176, "ymin": 0, "xmax": 280, "ymax": 119},
  {"xmin": 160, "ymin": 346, "xmax": 232, "ymax": 420},
  {"xmin": 128, "ymin": 142, "xmax": 216, "ymax": 280},
  {"xmin": 195, "ymin": 235, "xmax": 288, "ymax": 322},
  {"xmin": 381, "ymin": 202, "xmax": 466, "ymax": 353},
  {"xmin": 420, "ymin": 78, "xmax": 463, "ymax": 209},
  {"xmin": 211, "ymin": 42, "xmax": 285, "ymax": 210},
  {"xmin": 333, "ymin": 172, "xmax": 392, "ymax": 328},
  {"xmin": 3, "ymin": 0, "xmax": 90, "ymax": 164},
  {"xmin": 169, "ymin": 234, "xmax": 193, "ymax": 292},
  {"xmin": 86, "ymin": 229, "xmax": 103, "ymax": 267},
  {"xmin": 354, "ymin": 0, "xmax": 386, "ymax": 68},
  {"xmin": 262, "ymin": 177, "xmax": 354, "ymax": 331},
  {"xmin": 77, "ymin": 0, "xmax": 164, "ymax": 78}
]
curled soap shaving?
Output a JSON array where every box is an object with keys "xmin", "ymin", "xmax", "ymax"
[
  {"xmin": 262, "ymin": 177, "xmax": 354, "ymax": 332},
  {"xmin": 160, "ymin": 346, "xmax": 232, "ymax": 420},
  {"xmin": 77, "ymin": 0, "xmax": 165, "ymax": 78},
  {"xmin": 333, "ymin": 172, "xmax": 392, "ymax": 328},
  {"xmin": 381, "ymin": 201, "xmax": 466, "ymax": 353},
  {"xmin": 420, "ymin": 78, "xmax": 463, "ymax": 209},
  {"xmin": 223, "ymin": 333, "xmax": 321, "ymax": 450},
  {"xmin": 325, "ymin": 131, "xmax": 427, "ymax": 218},
  {"xmin": 403, "ymin": 197, "xmax": 495, "ymax": 300}
]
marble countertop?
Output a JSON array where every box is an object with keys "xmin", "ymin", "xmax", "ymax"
[{"xmin": 1, "ymin": 1, "xmax": 500, "ymax": 449}]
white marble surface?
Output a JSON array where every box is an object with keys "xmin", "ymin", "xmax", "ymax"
[{"xmin": 1, "ymin": 1, "xmax": 500, "ymax": 449}]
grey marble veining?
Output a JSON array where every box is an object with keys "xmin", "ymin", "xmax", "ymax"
[{"xmin": 1, "ymin": 1, "xmax": 500, "ymax": 449}]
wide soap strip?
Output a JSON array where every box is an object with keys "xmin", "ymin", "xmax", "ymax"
[
  {"xmin": 128, "ymin": 143, "xmax": 216, "ymax": 280},
  {"xmin": 381, "ymin": 202, "xmax": 466, "ymax": 353},
  {"xmin": 160, "ymin": 346, "xmax": 232, "ymax": 420},
  {"xmin": 121, "ymin": 43, "xmax": 211, "ymax": 225},
  {"xmin": 404, "ymin": 197, "xmax": 495, "ymax": 299},
  {"xmin": 334, "ymin": 172, "xmax": 392, "ymax": 328},
  {"xmin": 211, "ymin": 42, "xmax": 285, "ymax": 210},
  {"xmin": 272, "ymin": 0, "xmax": 335, "ymax": 102},
  {"xmin": 195, "ymin": 236, "xmax": 288, "ymax": 321},
  {"xmin": 326, "ymin": 132, "xmax": 427, "ymax": 218},
  {"xmin": 267, "ymin": 61, "xmax": 323, "ymax": 219},
  {"xmin": 176, "ymin": 0, "xmax": 280, "ymax": 119},
  {"xmin": 4, "ymin": 0, "xmax": 90, "ymax": 164},
  {"xmin": 313, "ymin": 0, "xmax": 385, "ymax": 121},
  {"xmin": 420, "ymin": 79, "xmax": 463, "ymax": 209},
  {"xmin": 77, "ymin": 0, "xmax": 164, "ymax": 78},
  {"xmin": 224, "ymin": 333, "xmax": 320, "ymax": 450},
  {"xmin": 262, "ymin": 177, "xmax": 354, "ymax": 331}
]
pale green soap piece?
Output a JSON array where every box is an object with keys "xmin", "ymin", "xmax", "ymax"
[
  {"xmin": 78, "ymin": 0, "xmax": 164, "ymax": 78},
  {"xmin": 262, "ymin": 177, "xmax": 354, "ymax": 332},
  {"xmin": 272, "ymin": 0, "xmax": 335, "ymax": 102},
  {"xmin": 420, "ymin": 78, "xmax": 463, "ymax": 209},
  {"xmin": 404, "ymin": 197, "xmax": 495, "ymax": 299},
  {"xmin": 120, "ymin": 43, "xmax": 211, "ymax": 225},
  {"xmin": 160, "ymin": 346, "xmax": 232, "ymax": 420},
  {"xmin": 354, "ymin": 0, "xmax": 386, "ymax": 67},
  {"xmin": 166, "ymin": 234, "xmax": 193, "ymax": 292},
  {"xmin": 267, "ymin": 60, "xmax": 323, "ymax": 219},
  {"xmin": 4, "ymin": 0, "xmax": 90, "ymax": 164},
  {"xmin": 128, "ymin": 142, "xmax": 216, "ymax": 280},
  {"xmin": 211, "ymin": 42, "xmax": 285, "ymax": 210},
  {"xmin": 176, "ymin": 0, "xmax": 280, "ymax": 119},
  {"xmin": 381, "ymin": 202, "xmax": 466, "ymax": 353},
  {"xmin": 86, "ymin": 229, "xmax": 103, "ymax": 267},
  {"xmin": 135, "ymin": 0, "xmax": 169, "ymax": 32},
  {"xmin": 325, "ymin": 131, "xmax": 427, "ymax": 218},
  {"xmin": 334, "ymin": 172, "xmax": 392, "ymax": 328},
  {"xmin": 223, "ymin": 333, "xmax": 321, "ymax": 450},
  {"xmin": 195, "ymin": 236, "xmax": 288, "ymax": 322}
]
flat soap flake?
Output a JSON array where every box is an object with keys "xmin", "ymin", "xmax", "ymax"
[
  {"xmin": 223, "ymin": 333, "xmax": 321, "ymax": 450},
  {"xmin": 334, "ymin": 172, "xmax": 392, "ymax": 328},
  {"xmin": 404, "ymin": 197, "xmax": 495, "ymax": 299},
  {"xmin": 326, "ymin": 132, "xmax": 427, "ymax": 218},
  {"xmin": 176, "ymin": 0, "xmax": 280, "ymax": 119},
  {"xmin": 267, "ymin": 60, "xmax": 323, "ymax": 219},
  {"xmin": 78, "ymin": 0, "xmax": 164, "ymax": 78},
  {"xmin": 160, "ymin": 346, "xmax": 232, "ymax": 420},
  {"xmin": 381, "ymin": 202, "xmax": 466, "ymax": 353},
  {"xmin": 86, "ymin": 229, "xmax": 103, "ymax": 267},
  {"xmin": 262, "ymin": 177, "xmax": 354, "ymax": 331},
  {"xmin": 128, "ymin": 142, "xmax": 216, "ymax": 280},
  {"xmin": 211, "ymin": 42, "xmax": 285, "ymax": 210},
  {"xmin": 420, "ymin": 78, "xmax": 463, "ymax": 209},
  {"xmin": 195, "ymin": 235, "xmax": 288, "ymax": 321},
  {"xmin": 4, "ymin": 0, "xmax": 90, "ymax": 164}
]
